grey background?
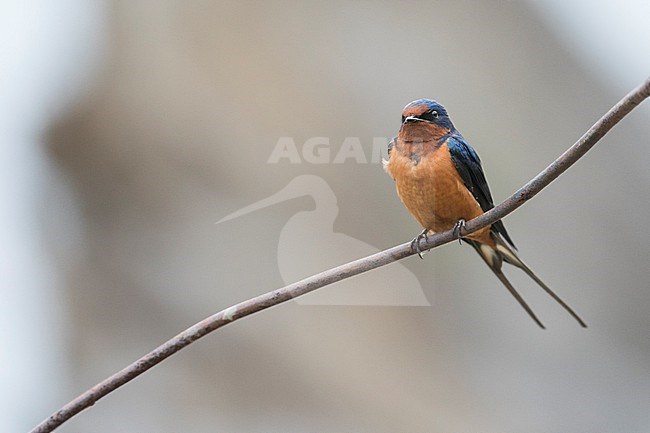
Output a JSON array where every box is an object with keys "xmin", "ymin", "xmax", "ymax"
[{"xmin": 3, "ymin": 1, "xmax": 649, "ymax": 432}]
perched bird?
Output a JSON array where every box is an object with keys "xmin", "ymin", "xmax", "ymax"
[{"xmin": 383, "ymin": 99, "xmax": 586, "ymax": 329}]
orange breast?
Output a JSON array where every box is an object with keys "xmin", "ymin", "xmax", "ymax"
[{"xmin": 387, "ymin": 142, "xmax": 492, "ymax": 244}]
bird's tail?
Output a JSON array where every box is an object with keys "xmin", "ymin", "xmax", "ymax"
[{"xmin": 465, "ymin": 235, "xmax": 587, "ymax": 329}]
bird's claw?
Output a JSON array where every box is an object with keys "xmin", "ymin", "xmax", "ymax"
[
  {"xmin": 411, "ymin": 229, "xmax": 430, "ymax": 259},
  {"xmin": 453, "ymin": 219, "xmax": 466, "ymax": 245}
]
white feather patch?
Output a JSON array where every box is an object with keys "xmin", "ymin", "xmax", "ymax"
[
  {"xmin": 496, "ymin": 242, "xmax": 521, "ymax": 266},
  {"xmin": 479, "ymin": 244, "xmax": 497, "ymax": 267}
]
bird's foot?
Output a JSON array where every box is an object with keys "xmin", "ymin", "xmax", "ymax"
[
  {"xmin": 411, "ymin": 229, "xmax": 430, "ymax": 259},
  {"xmin": 453, "ymin": 219, "xmax": 466, "ymax": 245}
]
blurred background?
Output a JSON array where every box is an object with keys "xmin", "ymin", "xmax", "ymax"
[{"xmin": 2, "ymin": 1, "xmax": 649, "ymax": 432}]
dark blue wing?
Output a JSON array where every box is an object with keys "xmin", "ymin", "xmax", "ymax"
[{"xmin": 446, "ymin": 134, "xmax": 515, "ymax": 248}]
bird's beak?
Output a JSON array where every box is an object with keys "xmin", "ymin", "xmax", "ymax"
[
  {"xmin": 216, "ymin": 181, "xmax": 304, "ymax": 224},
  {"xmin": 403, "ymin": 116, "xmax": 425, "ymax": 124}
]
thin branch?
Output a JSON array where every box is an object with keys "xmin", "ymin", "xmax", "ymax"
[{"xmin": 30, "ymin": 76, "xmax": 650, "ymax": 433}]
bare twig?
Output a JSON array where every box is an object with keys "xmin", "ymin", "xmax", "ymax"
[{"xmin": 30, "ymin": 77, "xmax": 650, "ymax": 433}]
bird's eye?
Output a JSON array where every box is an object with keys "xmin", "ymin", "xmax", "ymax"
[
  {"xmin": 430, "ymin": 110, "xmax": 439, "ymax": 118},
  {"xmin": 401, "ymin": 115, "xmax": 406, "ymax": 123}
]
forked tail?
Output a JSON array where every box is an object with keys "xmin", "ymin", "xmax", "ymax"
[{"xmin": 465, "ymin": 235, "xmax": 587, "ymax": 329}]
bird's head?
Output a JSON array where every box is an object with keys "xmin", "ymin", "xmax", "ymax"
[{"xmin": 400, "ymin": 99, "xmax": 455, "ymax": 138}]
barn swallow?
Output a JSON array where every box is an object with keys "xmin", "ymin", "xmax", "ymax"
[{"xmin": 383, "ymin": 99, "xmax": 586, "ymax": 329}]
